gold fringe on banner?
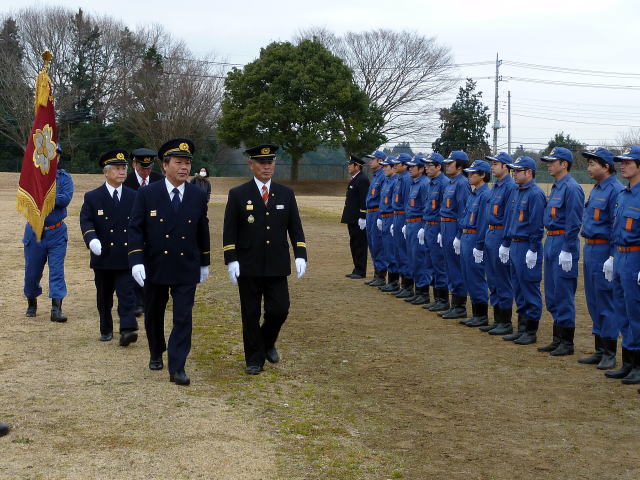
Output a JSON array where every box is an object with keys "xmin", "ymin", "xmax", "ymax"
[{"xmin": 16, "ymin": 182, "xmax": 56, "ymax": 241}]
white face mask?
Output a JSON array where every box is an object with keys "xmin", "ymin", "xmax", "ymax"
[{"xmin": 199, "ymin": 171, "xmax": 206, "ymax": 177}]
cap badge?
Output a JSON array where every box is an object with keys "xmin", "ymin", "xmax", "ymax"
[
  {"xmin": 116, "ymin": 152, "xmax": 125, "ymax": 160},
  {"xmin": 623, "ymin": 147, "xmax": 631, "ymax": 155},
  {"xmin": 179, "ymin": 142, "xmax": 189, "ymax": 152},
  {"xmin": 550, "ymin": 148, "xmax": 557, "ymax": 156},
  {"xmin": 261, "ymin": 147, "xmax": 271, "ymax": 155}
]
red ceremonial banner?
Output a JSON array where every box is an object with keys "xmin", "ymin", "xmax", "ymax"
[{"xmin": 16, "ymin": 51, "xmax": 58, "ymax": 241}]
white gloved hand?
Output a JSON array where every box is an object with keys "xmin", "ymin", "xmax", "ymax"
[
  {"xmin": 227, "ymin": 261, "xmax": 240, "ymax": 285},
  {"xmin": 559, "ymin": 250, "xmax": 572, "ymax": 272},
  {"xmin": 89, "ymin": 238, "xmax": 102, "ymax": 256},
  {"xmin": 525, "ymin": 249, "xmax": 537, "ymax": 269},
  {"xmin": 499, "ymin": 245, "xmax": 510, "ymax": 264},
  {"xmin": 417, "ymin": 228, "xmax": 425, "ymax": 245},
  {"xmin": 437, "ymin": 233, "xmax": 443, "ymax": 247},
  {"xmin": 295, "ymin": 258, "xmax": 306, "ymax": 279},
  {"xmin": 390, "ymin": 224, "xmax": 394, "ymax": 237},
  {"xmin": 132, "ymin": 264, "xmax": 146, "ymax": 287},
  {"xmin": 358, "ymin": 218, "xmax": 366, "ymax": 230},
  {"xmin": 603, "ymin": 256, "xmax": 614, "ymax": 282},
  {"xmin": 453, "ymin": 236, "xmax": 461, "ymax": 255},
  {"xmin": 376, "ymin": 218, "xmax": 383, "ymax": 231},
  {"xmin": 199, "ymin": 266, "xmax": 209, "ymax": 283},
  {"xmin": 473, "ymin": 248, "xmax": 484, "ymax": 264},
  {"xmin": 637, "ymin": 271, "xmax": 640, "ymax": 285},
  {"xmin": 402, "ymin": 225, "xmax": 407, "ymax": 239}
]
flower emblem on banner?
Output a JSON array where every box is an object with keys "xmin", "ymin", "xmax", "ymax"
[{"xmin": 32, "ymin": 124, "xmax": 56, "ymax": 175}]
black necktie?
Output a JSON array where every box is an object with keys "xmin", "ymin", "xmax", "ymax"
[
  {"xmin": 171, "ymin": 187, "xmax": 180, "ymax": 212},
  {"xmin": 113, "ymin": 189, "xmax": 119, "ymax": 207}
]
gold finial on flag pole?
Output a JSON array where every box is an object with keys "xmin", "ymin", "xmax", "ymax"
[{"xmin": 35, "ymin": 50, "xmax": 54, "ymax": 112}]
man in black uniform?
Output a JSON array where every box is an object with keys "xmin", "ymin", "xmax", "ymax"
[
  {"xmin": 80, "ymin": 149, "xmax": 138, "ymax": 345},
  {"xmin": 128, "ymin": 138, "xmax": 210, "ymax": 386},
  {"xmin": 341, "ymin": 154, "xmax": 369, "ymax": 279},
  {"xmin": 223, "ymin": 144, "xmax": 307, "ymax": 375}
]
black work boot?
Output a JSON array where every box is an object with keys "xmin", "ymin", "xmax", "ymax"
[
  {"xmin": 621, "ymin": 350, "xmax": 640, "ymax": 385},
  {"xmin": 578, "ymin": 334, "xmax": 603, "ymax": 364},
  {"xmin": 364, "ymin": 270, "xmax": 378, "ymax": 285},
  {"xmin": 395, "ymin": 278, "xmax": 414, "ymax": 298},
  {"xmin": 440, "ymin": 295, "xmax": 467, "ymax": 319},
  {"xmin": 489, "ymin": 306, "xmax": 513, "ymax": 335},
  {"xmin": 379, "ymin": 273, "xmax": 399, "ymax": 292},
  {"xmin": 597, "ymin": 338, "xmax": 618, "ymax": 370},
  {"xmin": 426, "ymin": 288, "xmax": 449, "ymax": 311},
  {"xmin": 605, "ymin": 348, "xmax": 632, "ymax": 379},
  {"xmin": 410, "ymin": 286, "xmax": 430, "ymax": 305},
  {"xmin": 479, "ymin": 305, "xmax": 500, "ymax": 332},
  {"xmin": 25, "ymin": 297, "xmax": 37, "ymax": 317},
  {"xmin": 503, "ymin": 314, "xmax": 525, "ymax": 341},
  {"xmin": 550, "ymin": 326, "xmax": 575, "ymax": 356},
  {"xmin": 513, "ymin": 317, "xmax": 538, "ymax": 345},
  {"xmin": 537, "ymin": 323, "xmax": 561, "ymax": 352},
  {"xmin": 466, "ymin": 303, "xmax": 489, "ymax": 327},
  {"xmin": 404, "ymin": 284, "xmax": 420, "ymax": 303},
  {"xmin": 459, "ymin": 302, "xmax": 476, "ymax": 325},
  {"xmin": 368, "ymin": 270, "xmax": 387, "ymax": 287},
  {"xmin": 50, "ymin": 298, "xmax": 67, "ymax": 323}
]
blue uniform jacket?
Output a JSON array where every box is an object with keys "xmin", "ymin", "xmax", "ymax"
[
  {"xmin": 612, "ymin": 182, "xmax": 640, "ymax": 246},
  {"xmin": 581, "ymin": 175, "xmax": 624, "ymax": 256},
  {"xmin": 379, "ymin": 175, "xmax": 398, "ymax": 214},
  {"xmin": 503, "ymin": 180, "xmax": 547, "ymax": 252},
  {"xmin": 543, "ymin": 174, "xmax": 585, "ymax": 252},
  {"xmin": 80, "ymin": 184, "xmax": 136, "ymax": 270},
  {"xmin": 422, "ymin": 173, "xmax": 448, "ymax": 222},
  {"xmin": 128, "ymin": 180, "xmax": 210, "ymax": 285},
  {"xmin": 486, "ymin": 175, "xmax": 518, "ymax": 230},
  {"xmin": 460, "ymin": 183, "xmax": 491, "ymax": 250},
  {"xmin": 47, "ymin": 169, "xmax": 74, "ymax": 226},
  {"xmin": 440, "ymin": 173, "xmax": 471, "ymax": 237},
  {"xmin": 366, "ymin": 169, "xmax": 385, "ymax": 209},
  {"xmin": 392, "ymin": 170, "xmax": 411, "ymax": 212},
  {"xmin": 407, "ymin": 175, "xmax": 429, "ymax": 220}
]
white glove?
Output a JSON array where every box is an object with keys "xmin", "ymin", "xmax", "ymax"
[
  {"xmin": 559, "ymin": 250, "xmax": 572, "ymax": 272},
  {"xmin": 499, "ymin": 245, "xmax": 510, "ymax": 264},
  {"xmin": 295, "ymin": 258, "xmax": 306, "ymax": 279},
  {"xmin": 402, "ymin": 225, "xmax": 407, "ymax": 239},
  {"xmin": 390, "ymin": 224, "xmax": 394, "ymax": 237},
  {"xmin": 376, "ymin": 218, "xmax": 382, "ymax": 231},
  {"xmin": 89, "ymin": 238, "xmax": 102, "ymax": 256},
  {"xmin": 603, "ymin": 257, "xmax": 614, "ymax": 282},
  {"xmin": 358, "ymin": 218, "xmax": 366, "ymax": 230},
  {"xmin": 453, "ymin": 237, "xmax": 461, "ymax": 255},
  {"xmin": 473, "ymin": 248, "xmax": 484, "ymax": 264},
  {"xmin": 199, "ymin": 266, "xmax": 209, "ymax": 283},
  {"xmin": 637, "ymin": 271, "xmax": 640, "ymax": 285},
  {"xmin": 227, "ymin": 261, "xmax": 240, "ymax": 285},
  {"xmin": 525, "ymin": 250, "xmax": 537, "ymax": 269},
  {"xmin": 417, "ymin": 228, "xmax": 425, "ymax": 245},
  {"xmin": 437, "ymin": 233, "xmax": 443, "ymax": 247},
  {"xmin": 132, "ymin": 264, "xmax": 146, "ymax": 287}
]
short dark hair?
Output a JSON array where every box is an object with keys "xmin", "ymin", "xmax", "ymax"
[
  {"xmin": 199, "ymin": 166, "xmax": 210, "ymax": 176},
  {"xmin": 481, "ymin": 171, "xmax": 491, "ymax": 183},
  {"xmin": 563, "ymin": 160, "xmax": 572, "ymax": 172},
  {"xmin": 589, "ymin": 157, "xmax": 615, "ymax": 174},
  {"xmin": 454, "ymin": 160, "xmax": 467, "ymax": 170}
]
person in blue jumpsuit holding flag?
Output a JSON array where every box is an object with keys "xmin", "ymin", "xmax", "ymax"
[
  {"xmin": 391, "ymin": 153, "xmax": 413, "ymax": 298},
  {"xmin": 438, "ymin": 150, "xmax": 470, "ymax": 319},
  {"xmin": 23, "ymin": 161, "xmax": 74, "ymax": 322},
  {"xmin": 603, "ymin": 145, "xmax": 640, "ymax": 387},
  {"xmin": 377, "ymin": 157, "xmax": 400, "ymax": 292},
  {"xmin": 499, "ymin": 156, "xmax": 546, "ymax": 345},
  {"xmin": 458, "ymin": 160, "xmax": 492, "ymax": 327},
  {"xmin": 480, "ymin": 152, "xmax": 518, "ymax": 335},
  {"xmin": 420, "ymin": 153, "xmax": 450, "ymax": 312},
  {"xmin": 578, "ymin": 148, "xmax": 624, "ymax": 370},
  {"xmin": 538, "ymin": 147, "xmax": 585, "ymax": 356},
  {"xmin": 403, "ymin": 154, "xmax": 431, "ymax": 305},
  {"xmin": 363, "ymin": 150, "xmax": 387, "ymax": 287}
]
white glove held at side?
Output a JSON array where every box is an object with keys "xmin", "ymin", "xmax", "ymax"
[
  {"xmin": 132, "ymin": 264, "xmax": 146, "ymax": 287},
  {"xmin": 89, "ymin": 238, "xmax": 102, "ymax": 256},
  {"xmin": 603, "ymin": 257, "xmax": 614, "ymax": 282},
  {"xmin": 199, "ymin": 266, "xmax": 209, "ymax": 283},
  {"xmin": 390, "ymin": 224, "xmax": 394, "ymax": 237},
  {"xmin": 295, "ymin": 258, "xmax": 306, "ymax": 279},
  {"xmin": 499, "ymin": 245, "xmax": 510, "ymax": 264},
  {"xmin": 525, "ymin": 250, "xmax": 537, "ymax": 269},
  {"xmin": 437, "ymin": 233, "xmax": 443, "ymax": 247},
  {"xmin": 559, "ymin": 250, "xmax": 572, "ymax": 272},
  {"xmin": 453, "ymin": 237, "xmax": 461, "ymax": 255},
  {"xmin": 473, "ymin": 248, "xmax": 484, "ymax": 264},
  {"xmin": 228, "ymin": 261, "xmax": 240, "ymax": 285},
  {"xmin": 417, "ymin": 228, "xmax": 425, "ymax": 245},
  {"xmin": 358, "ymin": 218, "xmax": 366, "ymax": 230},
  {"xmin": 376, "ymin": 218, "xmax": 383, "ymax": 231}
]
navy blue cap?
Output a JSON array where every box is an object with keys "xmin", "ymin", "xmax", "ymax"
[
  {"xmin": 507, "ymin": 156, "xmax": 537, "ymax": 172},
  {"xmin": 348, "ymin": 154, "xmax": 365, "ymax": 166},
  {"xmin": 443, "ymin": 150, "xmax": 469, "ymax": 164},
  {"xmin": 100, "ymin": 149, "xmax": 128, "ymax": 168},
  {"xmin": 464, "ymin": 160, "xmax": 491, "ymax": 175},
  {"xmin": 407, "ymin": 154, "xmax": 427, "ymax": 167},
  {"xmin": 131, "ymin": 147, "xmax": 157, "ymax": 166},
  {"xmin": 541, "ymin": 146, "xmax": 573, "ymax": 163},
  {"xmin": 365, "ymin": 150, "xmax": 387, "ymax": 160},
  {"xmin": 581, "ymin": 147, "xmax": 614, "ymax": 167},
  {"xmin": 160, "ymin": 138, "xmax": 195, "ymax": 160},
  {"xmin": 485, "ymin": 152, "xmax": 513, "ymax": 165},
  {"xmin": 424, "ymin": 152, "xmax": 445, "ymax": 165},
  {"xmin": 244, "ymin": 144, "xmax": 278, "ymax": 161},
  {"xmin": 613, "ymin": 145, "xmax": 640, "ymax": 162},
  {"xmin": 397, "ymin": 153, "xmax": 412, "ymax": 164}
]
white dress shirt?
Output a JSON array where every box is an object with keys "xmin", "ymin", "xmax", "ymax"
[
  {"xmin": 135, "ymin": 170, "xmax": 150, "ymax": 186},
  {"xmin": 254, "ymin": 177, "xmax": 272, "ymax": 196},
  {"xmin": 105, "ymin": 182, "xmax": 123, "ymax": 199},
  {"xmin": 165, "ymin": 179, "xmax": 185, "ymax": 201}
]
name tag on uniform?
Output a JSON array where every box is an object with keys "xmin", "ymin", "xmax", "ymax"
[
  {"xmin": 150, "ymin": 210, "xmax": 157, "ymax": 217},
  {"xmin": 246, "ymin": 205, "xmax": 254, "ymax": 211},
  {"xmin": 97, "ymin": 209, "xmax": 103, "ymax": 216},
  {"xmin": 276, "ymin": 204, "xmax": 284, "ymax": 210}
]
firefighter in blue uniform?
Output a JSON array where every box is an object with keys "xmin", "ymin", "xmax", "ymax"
[
  {"xmin": 403, "ymin": 154, "xmax": 431, "ymax": 304},
  {"xmin": 458, "ymin": 160, "xmax": 492, "ymax": 327},
  {"xmin": 363, "ymin": 150, "xmax": 387, "ymax": 287},
  {"xmin": 80, "ymin": 149, "xmax": 138, "ymax": 344},
  {"xmin": 391, "ymin": 153, "xmax": 413, "ymax": 298},
  {"xmin": 419, "ymin": 153, "xmax": 450, "ymax": 312},
  {"xmin": 603, "ymin": 146, "xmax": 640, "ymax": 387},
  {"xmin": 480, "ymin": 152, "xmax": 518, "ymax": 335},
  {"xmin": 128, "ymin": 138, "xmax": 210, "ymax": 386},
  {"xmin": 23, "ymin": 149, "xmax": 74, "ymax": 322},
  {"xmin": 378, "ymin": 157, "xmax": 400, "ymax": 292},
  {"xmin": 438, "ymin": 150, "xmax": 471, "ymax": 319},
  {"xmin": 500, "ymin": 156, "xmax": 546, "ymax": 345},
  {"xmin": 538, "ymin": 147, "xmax": 585, "ymax": 356},
  {"xmin": 578, "ymin": 148, "xmax": 623, "ymax": 369}
]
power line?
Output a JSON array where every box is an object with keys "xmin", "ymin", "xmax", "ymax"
[{"xmin": 510, "ymin": 112, "xmax": 640, "ymax": 128}]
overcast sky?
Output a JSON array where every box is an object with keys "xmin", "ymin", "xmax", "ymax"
[{"xmin": 12, "ymin": 0, "xmax": 640, "ymax": 153}]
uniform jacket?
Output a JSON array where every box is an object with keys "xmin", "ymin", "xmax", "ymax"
[
  {"xmin": 485, "ymin": 175, "xmax": 517, "ymax": 231},
  {"xmin": 341, "ymin": 171, "xmax": 369, "ymax": 224},
  {"xmin": 440, "ymin": 173, "xmax": 471, "ymax": 236},
  {"xmin": 223, "ymin": 180, "xmax": 307, "ymax": 277},
  {"xmin": 612, "ymin": 182, "xmax": 640, "ymax": 247},
  {"xmin": 123, "ymin": 170, "xmax": 164, "ymax": 191},
  {"xmin": 128, "ymin": 180, "xmax": 210, "ymax": 285},
  {"xmin": 24, "ymin": 169, "xmax": 74, "ymax": 241},
  {"xmin": 365, "ymin": 169, "xmax": 385, "ymax": 210},
  {"xmin": 379, "ymin": 175, "xmax": 398, "ymax": 215},
  {"xmin": 543, "ymin": 173, "xmax": 585, "ymax": 253},
  {"xmin": 392, "ymin": 170, "xmax": 412, "ymax": 212},
  {"xmin": 503, "ymin": 180, "xmax": 547, "ymax": 252},
  {"xmin": 581, "ymin": 175, "xmax": 624, "ymax": 255},
  {"xmin": 460, "ymin": 183, "xmax": 491, "ymax": 250},
  {"xmin": 406, "ymin": 174, "xmax": 430, "ymax": 221},
  {"xmin": 80, "ymin": 183, "xmax": 136, "ymax": 270},
  {"xmin": 422, "ymin": 172, "xmax": 448, "ymax": 222}
]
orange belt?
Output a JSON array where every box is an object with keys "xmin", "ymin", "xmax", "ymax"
[
  {"xmin": 546, "ymin": 229, "xmax": 566, "ymax": 236},
  {"xmin": 381, "ymin": 212, "xmax": 393, "ymax": 218},
  {"xmin": 463, "ymin": 228, "xmax": 477, "ymax": 234},
  {"xmin": 489, "ymin": 225, "xmax": 504, "ymax": 230},
  {"xmin": 394, "ymin": 210, "xmax": 406, "ymax": 215},
  {"xmin": 441, "ymin": 217, "xmax": 456, "ymax": 223},
  {"xmin": 617, "ymin": 246, "xmax": 640, "ymax": 252},
  {"xmin": 407, "ymin": 217, "xmax": 422, "ymax": 223},
  {"xmin": 426, "ymin": 221, "xmax": 440, "ymax": 225},
  {"xmin": 367, "ymin": 208, "xmax": 379, "ymax": 213},
  {"xmin": 512, "ymin": 238, "xmax": 526, "ymax": 242},
  {"xmin": 585, "ymin": 238, "xmax": 609, "ymax": 245},
  {"xmin": 44, "ymin": 220, "xmax": 65, "ymax": 231}
]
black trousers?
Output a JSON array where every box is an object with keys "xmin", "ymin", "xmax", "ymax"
[
  {"xmin": 93, "ymin": 269, "xmax": 137, "ymax": 335},
  {"xmin": 347, "ymin": 222, "xmax": 368, "ymax": 276},
  {"xmin": 237, "ymin": 276, "xmax": 290, "ymax": 368},
  {"xmin": 144, "ymin": 282, "xmax": 197, "ymax": 373},
  {"xmin": 133, "ymin": 284, "xmax": 144, "ymax": 310}
]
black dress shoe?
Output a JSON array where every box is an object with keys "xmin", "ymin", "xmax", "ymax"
[
  {"xmin": 0, "ymin": 423, "xmax": 9, "ymax": 437},
  {"xmin": 169, "ymin": 370, "xmax": 190, "ymax": 385},
  {"xmin": 349, "ymin": 274, "xmax": 364, "ymax": 279},
  {"xmin": 149, "ymin": 357, "xmax": 164, "ymax": 370},
  {"xmin": 134, "ymin": 305, "xmax": 144, "ymax": 318},
  {"xmin": 245, "ymin": 365, "xmax": 264, "ymax": 375},
  {"xmin": 99, "ymin": 332, "xmax": 113, "ymax": 342},
  {"xmin": 266, "ymin": 347, "xmax": 280, "ymax": 363},
  {"xmin": 119, "ymin": 330, "xmax": 138, "ymax": 347}
]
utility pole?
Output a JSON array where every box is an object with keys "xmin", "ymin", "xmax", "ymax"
[
  {"xmin": 492, "ymin": 53, "xmax": 502, "ymax": 155},
  {"xmin": 507, "ymin": 90, "xmax": 512, "ymax": 155}
]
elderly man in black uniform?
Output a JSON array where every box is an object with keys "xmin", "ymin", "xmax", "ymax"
[
  {"xmin": 128, "ymin": 138, "xmax": 210, "ymax": 386},
  {"xmin": 80, "ymin": 149, "xmax": 138, "ymax": 345},
  {"xmin": 341, "ymin": 154, "xmax": 369, "ymax": 279},
  {"xmin": 223, "ymin": 144, "xmax": 307, "ymax": 375}
]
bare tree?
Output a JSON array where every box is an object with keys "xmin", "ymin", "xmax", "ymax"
[{"xmin": 616, "ymin": 128, "xmax": 640, "ymax": 149}]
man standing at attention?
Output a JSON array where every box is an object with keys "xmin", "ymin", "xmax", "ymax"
[
  {"xmin": 223, "ymin": 145, "xmax": 307, "ymax": 375},
  {"xmin": 341, "ymin": 154, "xmax": 369, "ymax": 279},
  {"xmin": 363, "ymin": 150, "xmax": 387, "ymax": 287}
]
